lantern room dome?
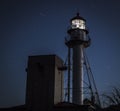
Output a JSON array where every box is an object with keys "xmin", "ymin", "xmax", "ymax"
[{"xmin": 70, "ymin": 13, "xmax": 86, "ymax": 22}]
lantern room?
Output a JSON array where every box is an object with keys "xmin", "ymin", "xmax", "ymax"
[{"xmin": 71, "ymin": 13, "xmax": 86, "ymax": 30}]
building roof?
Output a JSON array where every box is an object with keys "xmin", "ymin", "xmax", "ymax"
[
  {"xmin": 54, "ymin": 102, "xmax": 95, "ymax": 111},
  {"xmin": 0, "ymin": 105, "xmax": 26, "ymax": 111}
]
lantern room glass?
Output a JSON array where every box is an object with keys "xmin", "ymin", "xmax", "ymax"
[{"xmin": 71, "ymin": 19, "xmax": 85, "ymax": 29}]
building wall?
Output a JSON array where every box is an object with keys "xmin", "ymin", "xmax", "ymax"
[
  {"xmin": 25, "ymin": 55, "xmax": 63, "ymax": 111},
  {"xmin": 54, "ymin": 57, "xmax": 64, "ymax": 104}
]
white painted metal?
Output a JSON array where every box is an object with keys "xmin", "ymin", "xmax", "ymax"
[{"xmin": 72, "ymin": 44, "xmax": 84, "ymax": 105}]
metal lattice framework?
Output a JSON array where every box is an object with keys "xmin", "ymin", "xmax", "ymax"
[{"xmin": 63, "ymin": 48, "xmax": 101, "ymax": 107}]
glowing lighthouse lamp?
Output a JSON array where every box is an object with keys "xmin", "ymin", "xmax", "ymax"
[
  {"xmin": 71, "ymin": 17, "xmax": 85, "ymax": 29},
  {"xmin": 65, "ymin": 13, "xmax": 90, "ymax": 105}
]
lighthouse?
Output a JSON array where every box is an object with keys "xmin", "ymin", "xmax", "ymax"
[{"xmin": 65, "ymin": 13, "xmax": 90, "ymax": 105}]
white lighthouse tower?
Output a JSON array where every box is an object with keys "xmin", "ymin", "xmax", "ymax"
[{"xmin": 65, "ymin": 13, "xmax": 90, "ymax": 105}]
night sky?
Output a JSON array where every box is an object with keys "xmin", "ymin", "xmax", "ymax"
[{"xmin": 0, "ymin": 0, "xmax": 120, "ymax": 107}]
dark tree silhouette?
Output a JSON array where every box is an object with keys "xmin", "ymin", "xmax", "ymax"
[{"xmin": 102, "ymin": 87, "xmax": 120, "ymax": 106}]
